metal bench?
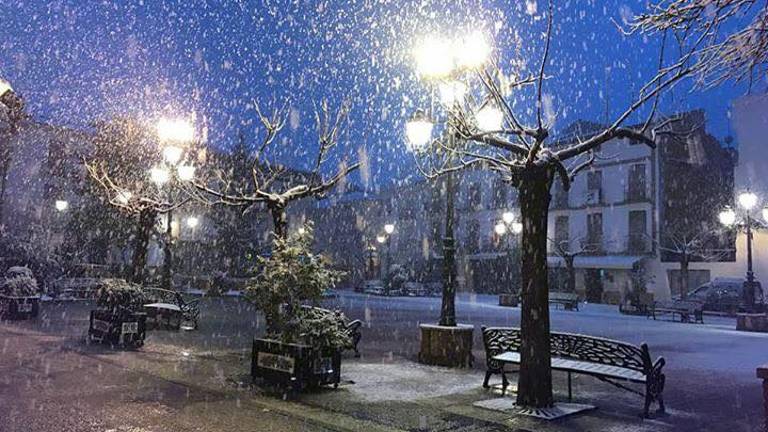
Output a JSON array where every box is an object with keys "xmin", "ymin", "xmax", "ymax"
[
  {"xmin": 481, "ymin": 326, "xmax": 666, "ymax": 417},
  {"xmin": 650, "ymin": 300, "xmax": 703, "ymax": 323},
  {"xmin": 301, "ymin": 306, "xmax": 362, "ymax": 357},
  {"xmin": 143, "ymin": 287, "xmax": 200, "ymax": 329},
  {"xmin": 549, "ymin": 292, "xmax": 580, "ymax": 311}
]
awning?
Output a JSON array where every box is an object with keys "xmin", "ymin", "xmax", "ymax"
[{"xmin": 547, "ymin": 255, "xmax": 645, "ymax": 270}]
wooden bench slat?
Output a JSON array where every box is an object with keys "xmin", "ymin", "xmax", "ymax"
[{"xmin": 493, "ymin": 351, "xmax": 647, "ymax": 382}]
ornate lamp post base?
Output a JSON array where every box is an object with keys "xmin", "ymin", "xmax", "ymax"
[{"xmin": 418, "ymin": 323, "xmax": 474, "ymax": 368}]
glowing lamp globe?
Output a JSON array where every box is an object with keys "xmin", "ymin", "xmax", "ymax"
[
  {"xmin": 55, "ymin": 200, "xmax": 69, "ymax": 212},
  {"xmin": 455, "ymin": 31, "xmax": 491, "ymax": 69},
  {"xmin": 150, "ymin": 167, "xmax": 170, "ymax": 185},
  {"xmin": 738, "ymin": 192, "xmax": 758, "ymax": 210},
  {"xmin": 186, "ymin": 216, "xmax": 199, "ymax": 228},
  {"xmin": 413, "ymin": 36, "xmax": 454, "ymax": 79},
  {"xmin": 476, "ymin": 104, "xmax": 503, "ymax": 132},
  {"xmin": 502, "ymin": 211, "xmax": 515, "ymax": 224},
  {"xmin": 157, "ymin": 117, "xmax": 194, "ymax": 143},
  {"xmin": 719, "ymin": 208, "xmax": 737, "ymax": 226},
  {"xmin": 511, "ymin": 222, "xmax": 523, "ymax": 234},
  {"xmin": 405, "ymin": 111, "xmax": 433, "ymax": 152},
  {"xmin": 177, "ymin": 165, "xmax": 195, "ymax": 181},
  {"xmin": 376, "ymin": 235, "xmax": 387, "ymax": 244},
  {"xmin": 384, "ymin": 223, "xmax": 395, "ymax": 235},
  {"xmin": 494, "ymin": 222, "xmax": 507, "ymax": 235}
]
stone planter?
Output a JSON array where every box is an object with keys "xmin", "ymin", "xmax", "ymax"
[
  {"xmin": 251, "ymin": 338, "xmax": 341, "ymax": 395},
  {"xmin": 498, "ymin": 293, "xmax": 518, "ymax": 307},
  {"xmin": 736, "ymin": 313, "xmax": 768, "ymax": 333},
  {"xmin": 88, "ymin": 310, "xmax": 147, "ymax": 347},
  {"xmin": 0, "ymin": 295, "xmax": 39, "ymax": 320},
  {"xmin": 418, "ymin": 323, "xmax": 474, "ymax": 368}
]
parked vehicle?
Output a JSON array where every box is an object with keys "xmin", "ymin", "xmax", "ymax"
[
  {"xmin": 362, "ymin": 279, "xmax": 385, "ymax": 295},
  {"xmin": 404, "ymin": 281, "xmax": 427, "ymax": 297},
  {"xmin": 686, "ymin": 277, "xmax": 763, "ymax": 314}
]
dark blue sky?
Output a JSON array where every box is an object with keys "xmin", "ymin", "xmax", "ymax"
[{"xmin": 0, "ymin": 0, "xmax": 753, "ymax": 187}]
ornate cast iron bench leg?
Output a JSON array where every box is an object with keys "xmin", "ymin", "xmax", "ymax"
[
  {"xmin": 501, "ymin": 370, "xmax": 509, "ymax": 396},
  {"xmin": 482, "ymin": 370, "xmax": 493, "ymax": 389}
]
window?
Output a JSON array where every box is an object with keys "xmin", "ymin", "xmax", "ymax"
[
  {"xmin": 587, "ymin": 212, "xmax": 603, "ymax": 252},
  {"xmin": 492, "ymin": 179, "xmax": 507, "ymax": 209},
  {"xmin": 628, "ymin": 210, "xmax": 647, "ymax": 253},
  {"xmin": 468, "ymin": 182, "xmax": 482, "ymax": 210},
  {"xmin": 586, "ymin": 170, "xmax": 602, "ymax": 204},
  {"xmin": 627, "ymin": 164, "xmax": 646, "ymax": 201},
  {"xmin": 555, "ymin": 216, "xmax": 569, "ymax": 248},
  {"xmin": 466, "ymin": 219, "xmax": 480, "ymax": 254},
  {"xmin": 553, "ymin": 180, "xmax": 569, "ymax": 208}
]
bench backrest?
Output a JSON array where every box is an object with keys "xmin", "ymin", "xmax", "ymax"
[
  {"xmin": 549, "ymin": 292, "xmax": 579, "ymax": 302},
  {"xmin": 143, "ymin": 288, "xmax": 182, "ymax": 305},
  {"xmin": 481, "ymin": 326, "xmax": 651, "ymax": 373},
  {"xmin": 655, "ymin": 299, "xmax": 703, "ymax": 312}
]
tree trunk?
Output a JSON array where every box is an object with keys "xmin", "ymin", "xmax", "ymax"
[
  {"xmin": 269, "ymin": 202, "xmax": 288, "ymax": 240},
  {"xmin": 440, "ymin": 171, "xmax": 457, "ymax": 327},
  {"xmin": 516, "ymin": 171, "xmax": 554, "ymax": 408},
  {"xmin": 565, "ymin": 256, "xmax": 576, "ymax": 294},
  {"xmin": 129, "ymin": 208, "xmax": 156, "ymax": 284},
  {"xmin": 679, "ymin": 255, "xmax": 690, "ymax": 299}
]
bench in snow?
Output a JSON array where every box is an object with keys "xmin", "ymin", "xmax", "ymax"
[{"xmin": 481, "ymin": 326, "xmax": 666, "ymax": 417}]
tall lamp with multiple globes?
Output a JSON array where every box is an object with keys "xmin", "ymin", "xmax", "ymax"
[
  {"xmin": 404, "ymin": 31, "xmax": 494, "ymax": 368},
  {"xmin": 719, "ymin": 191, "xmax": 767, "ymax": 313},
  {"xmin": 405, "ymin": 31, "xmax": 497, "ymax": 329},
  {"xmin": 151, "ymin": 117, "xmax": 197, "ymax": 290}
]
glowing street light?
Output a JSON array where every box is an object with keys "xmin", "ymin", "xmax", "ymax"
[
  {"xmin": 150, "ymin": 167, "xmax": 170, "ymax": 186},
  {"xmin": 177, "ymin": 165, "xmax": 195, "ymax": 182},
  {"xmin": 384, "ymin": 223, "xmax": 395, "ymax": 235},
  {"xmin": 455, "ymin": 31, "xmax": 491, "ymax": 69},
  {"xmin": 186, "ymin": 216, "xmax": 199, "ymax": 228},
  {"xmin": 476, "ymin": 103, "xmax": 504, "ymax": 132},
  {"xmin": 376, "ymin": 235, "xmax": 386, "ymax": 244},
  {"xmin": 719, "ymin": 207, "xmax": 736, "ymax": 226},
  {"xmin": 502, "ymin": 211, "xmax": 515, "ymax": 224},
  {"xmin": 511, "ymin": 222, "xmax": 523, "ymax": 234},
  {"xmin": 738, "ymin": 191, "xmax": 758, "ymax": 210},
  {"xmin": 405, "ymin": 110, "xmax": 434, "ymax": 152},
  {"xmin": 494, "ymin": 222, "xmax": 507, "ymax": 235},
  {"xmin": 413, "ymin": 36, "xmax": 454, "ymax": 79},
  {"xmin": 157, "ymin": 117, "xmax": 194, "ymax": 143},
  {"xmin": 54, "ymin": 200, "xmax": 69, "ymax": 212}
]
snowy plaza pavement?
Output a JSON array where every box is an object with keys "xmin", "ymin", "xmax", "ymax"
[{"xmin": 0, "ymin": 291, "xmax": 763, "ymax": 431}]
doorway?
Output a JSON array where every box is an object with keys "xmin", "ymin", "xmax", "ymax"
[{"xmin": 585, "ymin": 269, "xmax": 604, "ymax": 303}]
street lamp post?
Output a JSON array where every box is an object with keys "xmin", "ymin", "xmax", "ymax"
[
  {"xmin": 405, "ymin": 32, "xmax": 492, "ymax": 328},
  {"xmin": 153, "ymin": 117, "xmax": 195, "ymax": 291},
  {"xmin": 405, "ymin": 32, "xmax": 492, "ymax": 368},
  {"xmin": 494, "ymin": 211, "xmax": 523, "ymax": 304},
  {"xmin": 719, "ymin": 191, "xmax": 766, "ymax": 313}
]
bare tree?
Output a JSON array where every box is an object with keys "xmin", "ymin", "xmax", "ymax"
[
  {"xmin": 629, "ymin": 0, "xmax": 768, "ymax": 88},
  {"xmin": 193, "ymin": 100, "xmax": 359, "ymax": 240},
  {"xmin": 549, "ymin": 236, "xmax": 597, "ymax": 294},
  {"xmin": 410, "ymin": 1, "xmax": 698, "ymax": 409},
  {"xmin": 658, "ymin": 228, "xmax": 731, "ymax": 299},
  {"xmin": 84, "ymin": 118, "xmax": 193, "ymax": 284},
  {"xmin": 0, "ymin": 85, "xmax": 26, "ymax": 224}
]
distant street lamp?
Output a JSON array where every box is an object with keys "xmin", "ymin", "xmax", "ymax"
[
  {"xmin": 186, "ymin": 216, "xmax": 199, "ymax": 229},
  {"xmin": 719, "ymin": 191, "xmax": 767, "ymax": 312},
  {"xmin": 379, "ymin": 224, "xmax": 395, "ymax": 283}
]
